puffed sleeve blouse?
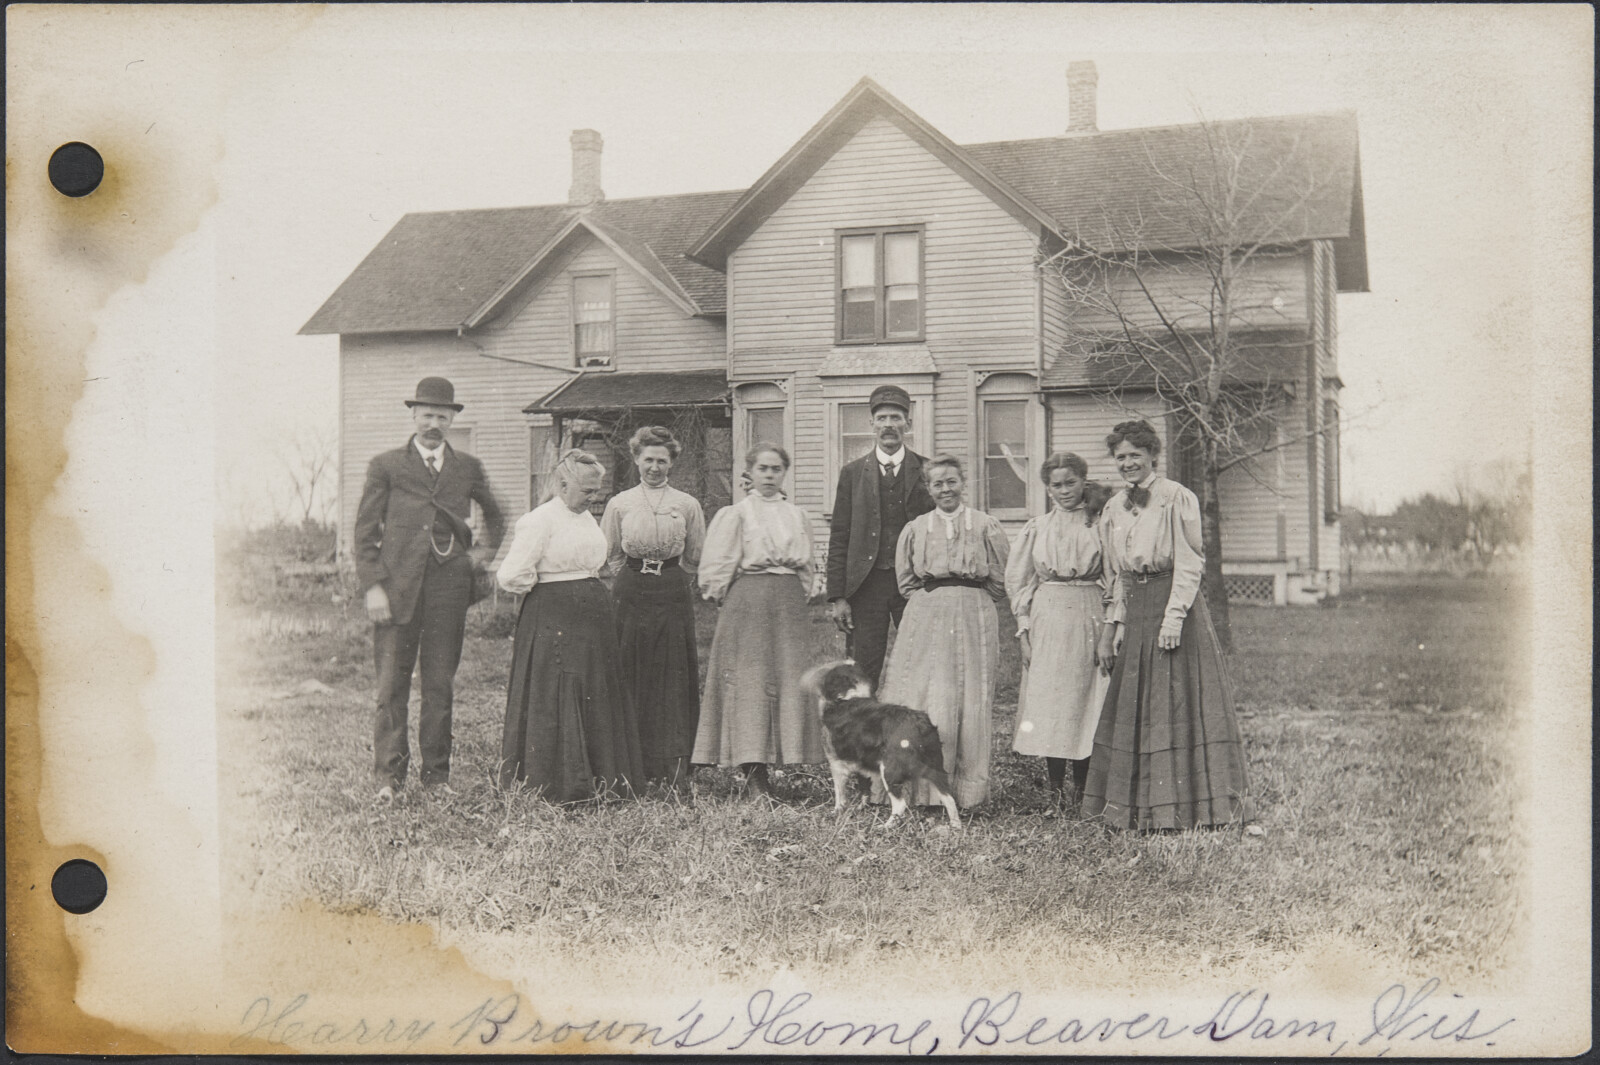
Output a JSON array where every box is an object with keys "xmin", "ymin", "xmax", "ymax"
[
  {"xmin": 1005, "ymin": 506, "xmax": 1108, "ymax": 634},
  {"xmin": 895, "ymin": 505, "xmax": 1010, "ymax": 602},
  {"xmin": 1098, "ymin": 476, "xmax": 1205, "ymax": 627},
  {"xmin": 600, "ymin": 484, "xmax": 707, "ymax": 578},
  {"xmin": 496, "ymin": 498, "xmax": 608, "ymax": 594},
  {"xmin": 696, "ymin": 493, "xmax": 814, "ymax": 603}
]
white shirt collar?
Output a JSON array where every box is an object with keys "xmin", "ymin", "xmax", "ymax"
[
  {"xmin": 414, "ymin": 437, "xmax": 446, "ymax": 470},
  {"xmin": 874, "ymin": 446, "xmax": 904, "ymax": 472},
  {"xmin": 1134, "ymin": 473, "xmax": 1157, "ymax": 489}
]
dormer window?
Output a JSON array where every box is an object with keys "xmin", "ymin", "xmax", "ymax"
[
  {"xmin": 573, "ymin": 273, "xmax": 615, "ymax": 367},
  {"xmin": 838, "ymin": 226, "xmax": 923, "ymax": 343}
]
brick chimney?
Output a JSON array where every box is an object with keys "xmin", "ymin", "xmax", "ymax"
[
  {"xmin": 568, "ymin": 129, "xmax": 604, "ymax": 206},
  {"xmin": 1067, "ymin": 61, "xmax": 1098, "ymax": 133}
]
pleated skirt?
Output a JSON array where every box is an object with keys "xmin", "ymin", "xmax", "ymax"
[
  {"xmin": 612, "ymin": 565, "xmax": 700, "ymax": 780},
  {"xmin": 876, "ymin": 585, "xmax": 998, "ymax": 808},
  {"xmin": 500, "ymin": 578, "xmax": 644, "ymax": 803},
  {"xmin": 692, "ymin": 573, "xmax": 824, "ymax": 767},
  {"xmin": 1013, "ymin": 581, "xmax": 1111, "ymax": 759},
  {"xmin": 1082, "ymin": 574, "xmax": 1254, "ymax": 830}
]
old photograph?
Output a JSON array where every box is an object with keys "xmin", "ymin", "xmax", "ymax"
[{"xmin": 6, "ymin": 3, "xmax": 1591, "ymax": 1055}]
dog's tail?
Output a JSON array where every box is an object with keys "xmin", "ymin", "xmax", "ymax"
[{"xmin": 799, "ymin": 660, "xmax": 846, "ymax": 706}]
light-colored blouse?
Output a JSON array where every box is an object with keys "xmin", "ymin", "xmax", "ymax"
[
  {"xmin": 1005, "ymin": 506, "xmax": 1108, "ymax": 633},
  {"xmin": 496, "ymin": 498, "xmax": 608, "ymax": 594},
  {"xmin": 1098, "ymin": 475, "xmax": 1204, "ymax": 627},
  {"xmin": 697, "ymin": 493, "xmax": 815, "ymax": 603},
  {"xmin": 895, "ymin": 505, "xmax": 1010, "ymax": 602},
  {"xmin": 599, "ymin": 483, "xmax": 706, "ymax": 577}
]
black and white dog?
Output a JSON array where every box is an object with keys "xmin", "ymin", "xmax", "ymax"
[{"xmin": 800, "ymin": 660, "xmax": 961, "ymax": 829}]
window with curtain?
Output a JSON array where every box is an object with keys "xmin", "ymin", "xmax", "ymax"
[
  {"xmin": 748, "ymin": 407, "xmax": 784, "ymax": 453},
  {"xmin": 573, "ymin": 274, "xmax": 614, "ymax": 366},
  {"xmin": 983, "ymin": 399, "xmax": 1029, "ymax": 513},
  {"xmin": 528, "ymin": 423, "xmax": 556, "ymax": 506},
  {"xmin": 838, "ymin": 227, "xmax": 923, "ymax": 342}
]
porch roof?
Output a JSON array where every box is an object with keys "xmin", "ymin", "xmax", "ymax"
[{"xmin": 525, "ymin": 370, "xmax": 729, "ymax": 414}]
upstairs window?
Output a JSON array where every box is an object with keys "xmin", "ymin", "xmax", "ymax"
[
  {"xmin": 838, "ymin": 227, "xmax": 923, "ymax": 343},
  {"xmin": 573, "ymin": 274, "xmax": 614, "ymax": 367}
]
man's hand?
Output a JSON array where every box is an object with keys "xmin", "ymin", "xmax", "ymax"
[
  {"xmin": 828, "ymin": 598, "xmax": 853, "ymax": 633},
  {"xmin": 365, "ymin": 584, "xmax": 392, "ymax": 625}
]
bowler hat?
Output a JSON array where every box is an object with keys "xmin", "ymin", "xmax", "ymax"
[
  {"xmin": 405, "ymin": 376, "xmax": 464, "ymax": 411},
  {"xmin": 868, "ymin": 384, "xmax": 912, "ymax": 414}
]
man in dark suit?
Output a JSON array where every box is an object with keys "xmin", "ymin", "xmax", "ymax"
[
  {"xmin": 356, "ymin": 377, "xmax": 505, "ymax": 801},
  {"xmin": 825, "ymin": 384, "xmax": 936, "ymax": 688}
]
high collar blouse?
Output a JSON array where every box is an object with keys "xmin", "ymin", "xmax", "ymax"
[
  {"xmin": 1005, "ymin": 505, "xmax": 1107, "ymax": 629},
  {"xmin": 599, "ymin": 483, "xmax": 707, "ymax": 577},
  {"xmin": 895, "ymin": 504, "xmax": 1010, "ymax": 601},
  {"xmin": 1098, "ymin": 475, "xmax": 1205, "ymax": 627},
  {"xmin": 496, "ymin": 498, "xmax": 608, "ymax": 594},
  {"xmin": 696, "ymin": 492, "xmax": 815, "ymax": 603}
]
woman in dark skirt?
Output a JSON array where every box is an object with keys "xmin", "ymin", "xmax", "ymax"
[
  {"xmin": 496, "ymin": 449, "xmax": 643, "ymax": 802},
  {"xmin": 600, "ymin": 426, "xmax": 707, "ymax": 787},
  {"xmin": 1087, "ymin": 420, "xmax": 1254, "ymax": 830}
]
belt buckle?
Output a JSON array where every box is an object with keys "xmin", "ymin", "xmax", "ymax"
[{"xmin": 641, "ymin": 558, "xmax": 663, "ymax": 576}]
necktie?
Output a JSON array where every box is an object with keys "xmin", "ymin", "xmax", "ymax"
[
  {"xmin": 1124, "ymin": 483, "xmax": 1150, "ymax": 510},
  {"xmin": 426, "ymin": 455, "xmax": 439, "ymax": 481},
  {"xmin": 881, "ymin": 461, "xmax": 895, "ymax": 478}
]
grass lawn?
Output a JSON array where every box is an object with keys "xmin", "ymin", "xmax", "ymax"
[{"xmin": 218, "ymin": 557, "xmax": 1525, "ymax": 997}]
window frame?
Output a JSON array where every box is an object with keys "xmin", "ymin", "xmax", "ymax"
[
  {"xmin": 834, "ymin": 225, "xmax": 926, "ymax": 345},
  {"xmin": 732, "ymin": 379, "xmax": 794, "ymax": 474},
  {"xmin": 527, "ymin": 418, "xmax": 557, "ymax": 510},
  {"xmin": 974, "ymin": 372, "xmax": 1044, "ymax": 519},
  {"xmin": 571, "ymin": 270, "xmax": 617, "ymax": 369}
]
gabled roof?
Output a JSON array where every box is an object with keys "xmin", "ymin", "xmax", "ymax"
[
  {"xmin": 526, "ymin": 370, "xmax": 728, "ymax": 413},
  {"xmin": 300, "ymin": 190, "xmax": 741, "ymax": 335},
  {"xmin": 686, "ymin": 77, "xmax": 1065, "ymax": 271},
  {"xmin": 965, "ymin": 111, "xmax": 1367, "ymax": 292}
]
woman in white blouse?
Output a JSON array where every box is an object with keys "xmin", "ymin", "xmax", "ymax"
[
  {"xmin": 497, "ymin": 449, "xmax": 643, "ymax": 802},
  {"xmin": 1086, "ymin": 420, "xmax": 1254, "ymax": 830},
  {"xmin": 1005, "ymin": 453, "xmax": 1113, "ymax": 804},
  {"xmin": 692, "ymin": 444, "xmax": 823, "ymax": 797},
  {"xmin": 600, "ymin": 426, "xmax": 707, "ymax": 789},
  {"xmin": 876, "ymin": 455, "xmax": 1009, "ymax": 810}
]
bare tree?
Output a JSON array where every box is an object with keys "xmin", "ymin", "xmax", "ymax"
[
  {"xmin": 277, "ymin": 423, "xmax": 338, "ymax": 527},
  {"xmin": 1041, "ymin": 115, "xmax": 1350, "ymax": 649},
  {"xmin": 1451, "ymin": 457, "xmax": 1531, "ymax": 564}
]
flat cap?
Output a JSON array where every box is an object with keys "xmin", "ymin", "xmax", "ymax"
[{"xmin": 868, "ymin": 384, "xmax": 912, "ymax": 414}]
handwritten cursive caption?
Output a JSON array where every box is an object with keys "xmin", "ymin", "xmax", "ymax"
[{"xmin": 232, "ymin": 979, "xmax": 1513, "ymax": 1054}]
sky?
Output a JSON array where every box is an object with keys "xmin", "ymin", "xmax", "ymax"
[{"xmin": 199, "ymin": 4, "xmax": 1591, "ymax": 521}]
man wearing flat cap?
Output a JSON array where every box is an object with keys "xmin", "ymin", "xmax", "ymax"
[
  {"xmin": 826, "ymin": 384, "xmax": 935, "ymax": 688},
  {"xmin": 356, "ymin": 376, "xmax": 505, "ymax": 801}
]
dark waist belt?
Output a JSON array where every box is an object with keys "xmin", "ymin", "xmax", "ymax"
[
  {"xmin": 625, "ymin": 555, "xmax": 681, "ymax": 575},
  {"xmin": 1129, "ymin": 569, "xmax": 1173, "ymax": 584},
  {"xmin": 922, "ymin": 576, "xmax": 984, "ymax": 591},
  {"xmin": 1045, "ymin": 576, "xmax": 1102, "ymax": 585}
]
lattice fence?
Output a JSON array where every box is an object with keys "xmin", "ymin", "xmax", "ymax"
[{"xmin": 1224, "ymin": 573, "xmax": 1277, "ymax": 605}]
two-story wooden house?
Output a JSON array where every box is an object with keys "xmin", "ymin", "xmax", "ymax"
[{"xmin": 303, "ymin": 65, "xmax": 1366, "ymax": 604}]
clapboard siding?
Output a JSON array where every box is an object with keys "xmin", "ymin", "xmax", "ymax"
[
  {"xmin": 731, "ymin": 115, "xmax": 1041, "ymax": 354},
  {"xmin": 482, "ymin": 236, "xmax": 725, "ymax": 374},
  {"xmin": 1217, "ymin": 432, "xmax": 1288, "ymax": 562},
  {"xmin": 339, "ymin": 332, "xmax": 553, "ymax": 565},
  {"xmin": 1064, "ymin": 250, "xmax": 1309, "ymax": 337}
]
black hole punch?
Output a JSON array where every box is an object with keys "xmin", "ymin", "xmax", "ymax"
[
  {"xmin": 51, "ymin": 859, "xmax": 108, "ymax": 914},
  {"xmin": 49, "ymin": 142, "xmax": 105, "ymax": 198}
]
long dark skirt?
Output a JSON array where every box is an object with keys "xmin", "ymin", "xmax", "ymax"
[
  {"xmin": 612, "ymin": 565, "xmax": 700, "ymax": 780},
  {"xmin": 500, "ymin": 578, "xmax": 644, "ymax": 802},
  {"xmin": 1082, "ymin": 574, "xmax": 1254, "ymax": 830}
]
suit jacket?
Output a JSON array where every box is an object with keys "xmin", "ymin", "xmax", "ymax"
[
  {"xmin": 825, "ymin": 448, "xmax": 936, "ymax": 601},
  {"xmin": 354, "ymin": 437, "xmax": 506, "ymax": 626}
]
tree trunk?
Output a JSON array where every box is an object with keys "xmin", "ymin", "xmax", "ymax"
[{"xmin": 1198, "ymin": 449, "xmax": 1233, "ymax": 652}]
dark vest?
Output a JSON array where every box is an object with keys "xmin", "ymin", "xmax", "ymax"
[{"xmin": 875, "ymin": 460, "xmax": 911, "ymax": 569}]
